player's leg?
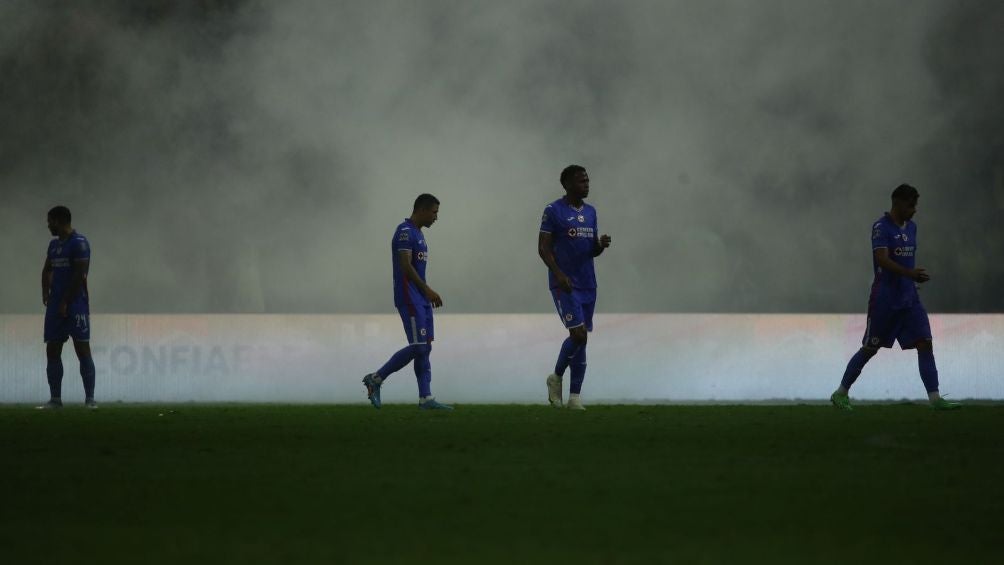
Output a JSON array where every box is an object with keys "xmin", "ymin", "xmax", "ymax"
[
  {"xmin": 415, "ymin": 306, "xmax": 450, "ymax": 410},
  {"xmin": 39, "ymin": 313, "xmax": 69, "ymax": 409},
  {"xmin": 362, "ymin": 307, "xmax": 420, "ymax": 408},
  {"xmin": 69, "ymin": 313, "xmax": 96, "ymax": 408},
  {"xmin": 73, "ymin": 340, "xmax": 97, "ymax": 408},
  {"xmin": 899, "ymin": 304, "xmax": 959, "ymax": 409},
  {"xmin": 548, "ymin": 289, "xmax": 586, "ymax": 407},
  {"xmin": 42, "ymin": 340, "xmax": 65, "ymax": 409},
  {"xmin": 566, "ymin": 293, "xmax": 594, "ymax": 411},
  {"xmin": 831, "ymin": 307, "xmax": 894, "ymax": 410}
]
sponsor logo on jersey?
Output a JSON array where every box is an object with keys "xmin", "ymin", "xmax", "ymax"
[
  {"xmin": 398, "ymin": 230, "xmax": 410, "ymax": 241},
  {"xmin": 416, "ymin": 251, "xmax": 428, "ymax": 261},
  {"xmin": 893, "ymin": 246, "xmax": 915, "ymax": 257}
]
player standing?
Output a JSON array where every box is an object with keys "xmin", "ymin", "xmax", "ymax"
[
  {"xmin": 538, "ymin": 165, "xmax": 612, "ymax": 410},
  {"xmin": 362, "ymin": 194, "xmax": 452, "ymax": 410},
  {"xmin": 39, "ymin": 206, "xmax": 97, "ymax": 409},
  {"xmin": 831, "ymin": 184, "xmax": 960, "ymax": 410}
]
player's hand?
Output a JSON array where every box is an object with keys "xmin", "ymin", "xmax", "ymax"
[
  {"xmin": 556, "ymin": 272, "xmax": 573, "ymax": 293},
  {"xmin": 424, "ymin": 288, "xmax": 443, "ymax": 308},
  {"xmin": 910, "ymin": 268, "xmax": 930, "ymax": 283},
  {"xmin": 42, "ymin": 293, "xmax": 48, "ymax": 307},
  {"xmin": 58, "ymin": 301, "xmax": 68, "ymax": 317},
  {"xmin": 599, "ymin": 234, "xmax": 611, "ymax": 248}
]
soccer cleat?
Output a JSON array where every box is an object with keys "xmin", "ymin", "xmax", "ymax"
[
  {"xmin": 85, "ymin": 398, "xmax": 98, "ymax": 410},
  {"xmin": 830, "ymin": 392, "xmax": 853, "ymax": 411},
  {"xmin": 930, "ymin": 397, "xmax": 961, "ymax": 411},
  {"xmin": 546, "ymin": 373, "xmax": 563, "ymax": 407},
  {"xmin": 418, "ymin": 398, "xmax": 453, "ymax": 410},
  {"xmin": 362, "ymin": 373, "xmax": 382, "ymax": 409},
  {"xmin": 35, "ymin": 399, "xmax": 63, "ymax": 410},
  {"xmin": 566, "ymin": 396, "xmax": 586, "ymax": 411}
]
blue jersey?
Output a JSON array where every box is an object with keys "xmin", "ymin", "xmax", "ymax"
[
  {"xmin": 392, "ymin": 219, "xmax": 430, "ymax": 309},
  {"xmin": 539, "ymin": 198, "xmax": 598, "ymax": 290},
  {"xmin": 869, "ymin": 213, "xmax": 918, "ymax": 310},
  {"xmin": 46, "ymin": 231, "xmax": 91, "ymax": 315}
]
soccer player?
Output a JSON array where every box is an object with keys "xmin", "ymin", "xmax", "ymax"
[
  {"xmin": 538, "ymin": 165, "xmax": 612, "ymax": 410},
  {"xmin": 362, "ymin": 194, "xmax": 452, "ymax": 410},
  {"xmin": 39, "ymin": 206, "xmax": 97, "ymax": 409},
  {"xmin": 831, "ymin": 184, "xmax": 960, "ymax": 411}
]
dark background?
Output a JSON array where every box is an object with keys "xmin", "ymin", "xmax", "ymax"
[{"xmin": 2, "ymin": 0, "xmax": 1001, "ymax": 314}]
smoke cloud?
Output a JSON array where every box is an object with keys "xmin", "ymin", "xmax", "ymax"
[{"xmin": 2, "ymin": 0, "xmax": 1002, "ymax": 314}]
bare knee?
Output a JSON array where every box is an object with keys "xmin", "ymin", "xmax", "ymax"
[{"xmin": 569, "ymin": 327, "xmax": 588, "ymax": 346}]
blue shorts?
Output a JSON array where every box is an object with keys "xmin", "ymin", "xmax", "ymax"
[
  {"xmin": 398, "ymin": 304, "xmax": 434, "ymax": 345},
  {"xmin": 44, "ymin": 311, "xmax": 91, "ymax": 344},
  {"xmin": 863, "ymin": 301, "xmax": 931, "ymax": 349},
  {"xmin": 551, "ymin": 288, "xmax": 596, "ymax": 331}
]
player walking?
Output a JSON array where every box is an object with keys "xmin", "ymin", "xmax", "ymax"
[
  {"xmin": 831, "ymin": 184, "xmax": 960, "ymax": 410},
  {"xmin": 362, "ymin": 194, "xmax": 452, "ymax": 410},
  {"xmin": 39, "ymin": 206, "xmax": 97, "ymax": 409},
  {"xmin": 538, "ymin": 165, "xmax": 611, "ymax": 410}
]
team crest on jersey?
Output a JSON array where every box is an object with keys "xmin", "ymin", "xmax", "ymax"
[
  {"xmin": 420, "ymin": 328, "xmax": 427, "ymax": 336},
  {"xmin": 577, "ymin": 215, "xmax": 585, "ymax": 223},
  {"xmin": 564, "ymin": 313, "xmax": 573, "ymax": 321}
]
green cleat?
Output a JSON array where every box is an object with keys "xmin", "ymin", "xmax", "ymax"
[
  {"xmin": 930, "ymin": 397, "xmax": 961, "ymax": 411},
  {"xmin": 830, "ymin": 392, "xmax": 853, "ymax": 411}
]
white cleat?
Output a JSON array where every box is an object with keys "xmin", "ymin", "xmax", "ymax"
[
  {"xmin": 546, "ymin": 373, "xmax": 563, "ymax": 407},
  {"xmin": 566, "ymin": 395, "xmax": 586, "ymax": 411}
]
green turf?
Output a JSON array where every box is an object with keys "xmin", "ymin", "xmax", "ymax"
[{"xmin": 1, "ymin": 404, "xmax": 1002, "ymax": 564}]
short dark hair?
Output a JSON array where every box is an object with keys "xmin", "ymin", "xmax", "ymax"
[
  {"xmin": 48, "ymin": 205, "xmax": 72, "ymax": 225},
  {"xmin": 891, "ymin": 183, "xmax": 919, "ymax": 202},
  {"xmin": 560, "ymin": 164, "xmax": 586, "ymax": 187},
  {"xmin": 413, "ymin": 193, "xmax": 440, "ymax": 211}
]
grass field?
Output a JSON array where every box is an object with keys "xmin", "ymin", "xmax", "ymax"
[{"xmin": 1, "ymin": 403, "xmax": 1002, "ymax": 564}]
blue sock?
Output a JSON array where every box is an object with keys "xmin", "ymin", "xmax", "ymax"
[
  {"xmin": 918, "ymin": 348, "xmax": 939, "ymax": 393},
  {"xmin": 377, "ymin": 346, "xmax": 416, "ymax": 381},
  {"xmin": 569, "ymin": 345, "xmax": 587, "ymax": 394},
  {"xmin": 80, "ymin": 355, "xmax": 96, "ymax": 399},
  {"xmin": 840, "ymin": 348, "xmax": 876, "ymax": 391},
  {"xmin": 412, "ymin": 344, "xmax": 432, "ymax": 398},
  {"xmin": 554, "ymin": 337, "xmax": 579, "ymax": 377},
  {"xmin": 46, "ymin": 357, "xmax": 63, "ymax": 399}
]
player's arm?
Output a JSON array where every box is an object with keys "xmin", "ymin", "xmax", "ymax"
[
  {"xmin": 41, "ymin": 257, "xmax": 52, "ymax": 307},
  {"xmin": 538, "ymin": 231, "xmax": 572, "ymax": 292},
  {"xmin": 398, "ymin": 250, "xmax": 443, "ymax": 307},
  {"xmin": 592, "ymin": 234, "xmax": 612, "ymax": 257},
  {"xmin": 873, "ymin": 248, "xmax": 929, "ymax": 283},
  {"xmin": 59, "ymin": 258, "xmax": 90, "ymax": 316}
]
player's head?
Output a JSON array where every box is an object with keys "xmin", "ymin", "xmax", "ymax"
[
  {"xmin": 560, "ymin": 165, "xmax": 589, "ymax": 200},
  {"xmin": 890, "ymin": 184, "xmax": 919, "ymax": 221},
  {"xmin": 412, "ymin": 193, "xmax": 440, "ymax": 228},
  {"xmin": 47, "ymin": 205, "xmax": 72, "ymax": 236}
]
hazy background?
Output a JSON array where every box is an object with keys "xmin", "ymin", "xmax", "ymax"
[{"xmin": 2, "ymin": 0, "xmax": 1002, "ymax": 314}]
